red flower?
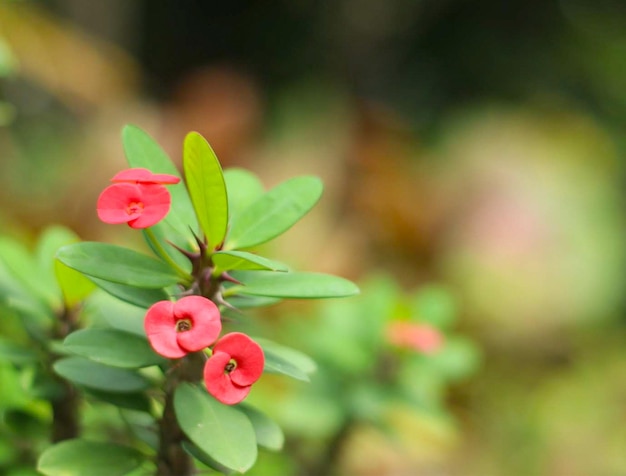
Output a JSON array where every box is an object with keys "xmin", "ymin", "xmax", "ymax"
[
  {"xmin": 97, "ymin": 182, "xmax": 171, "ymax": 229},
  {"xmin": 144, "ymin": 296, "xmax": 222, "ymax": 359},
  {"xmin": 387, "ymin": 322, "xmax": 444, "ymax": 354},
  {"xmin": 111, "ymin": 168, "xmax": 180, "ymax": 185},
  {"xmin": 204, "ymin": 333, "xmax": 264, "ymax": 405}
]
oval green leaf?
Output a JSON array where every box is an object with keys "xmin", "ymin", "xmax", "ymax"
[
  {"xmin": 174, "ymin": 383, "xmax": 257, "ymax": 473},
  {"xmin": 239, "ymin": 404, "xmax": 284, "ymax": 451},
  {"xmin": 224, "ymin": 176, "xmax": 323, "ymax": 250},
  {"xmin": 37, "ymin": 439, "xmax": 144, "ymax": 476},
  {"xmin": 53, "ymin": 357, "xmax": 151, "ymax": 393},
  {"xmin": 63, "ymin": 329, "xmax": 165, "ymax": 368},
  {"xmin": 183, "ymin": 132, "xmax": 228, "ymax": 250},
  {"xmin": 87, "ymin": 276, "xmax": 169, "ymax": 310},
  {"xmin": 212, "ymin": 250, "xmax": 288, "ymax": 273},
  {"xmin": 256, "ymin": 339, "xmax": 316, "ymax": 382},
  {"xmin": 122, "ymin": 124, "xmax": 200, "ymax": 268},
  {"xmin": 232, "ymin": 271, "xmax": 360, "ymax": 299},
  {"xmin": 56, "ymin": 242, "xmax": 180, "ymax": 289}
]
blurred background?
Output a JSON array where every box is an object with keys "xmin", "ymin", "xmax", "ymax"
[{"xmin": 1, "ymin": 0, "xmax": 626, "ymax": 475}]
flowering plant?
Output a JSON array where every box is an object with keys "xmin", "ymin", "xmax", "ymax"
[{"xmin": 24, "ymin": 125, "xmax": 358, "ymax": 475}]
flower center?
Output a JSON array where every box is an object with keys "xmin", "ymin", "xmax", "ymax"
[
  {"xmin": 126, "ymin": 201, "xmax": 144, "ymax": 215},
  {"xmin": 224, "ymin": 359, "xmax": 237, "ymax": 373},
  {"xmin": 176, "ymin": 318, "xmax": 192, "ymax": 332}
]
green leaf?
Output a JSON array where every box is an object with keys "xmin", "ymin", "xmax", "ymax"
[
  {"xmin": 37, "ymin": 439, "xmax": 144, "ymax": 476},
  {"xmin": 183, "ymin": 132, "xmax": 229, "ymax": 250},
  {"xmin": 55, "ymin": 260, "xmax": 96, "ymax": 309},
  {"xmin": 84, "ymin": 291, "xmax": 147, "ymax": 337},
  {"xmin": 0, "ymin": 338, "xmax": 38, "ymax": 364},
  {"xmin": 0, "ymin": 237, "xmax": 57, "ymax": 307},
  {"xmin": 257, "ymin": 339, "xmax": 316, "ymax": 382},
  {"xmin": 36, "ymin": 226, "xmax": 81, "ymax": 302},
  {"xmin": 224, "ymin": 168, "xmax": 265, "ymax": 224},
  {"xmin": 122, "ymin": 124, "xmax": 199, "ymax": 268},
  {"xmin": 239, "ymin": 404, "xmax": 284, "ymax": 451},
  {"xmin": 53, "ymin": 357, "xmax": 151, "ymax": 393},
  {"xmin": 225, "ymin": 176, "xmax": 323, "ymax": 250},
  {"xmin": 84, "ymin": 389, "xmax": 152, "ymax": 413},
  {"xmin": 174, "ymin": 383, "xmax": 257, "ymax": 473},
  {"xmin": 87, "ymin": 276, "xmax": 168, "ymax": 309},
  {"xmin": 232, "ymin": 271, "xmax": 360, "ymax": 299},
  {"xmin": 56, "ymin": 242, "xmax": 181, "ymax": 289},
  {"xmin": 224, "ymin": 295, "xmax": 282, "ymax": 309},
  {"xmin": 63, "ymin": 329, "xmax": 165, "ymax": 368},
  {"xmin": 212, "ymin": 250, "xmax": 289, "ymax": 273}
]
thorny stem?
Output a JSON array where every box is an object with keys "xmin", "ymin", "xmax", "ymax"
[{"xmin": 144, "ymin": 227, "xmax": 194, "ymax": 286}]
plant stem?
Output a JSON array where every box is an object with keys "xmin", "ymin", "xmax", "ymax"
[
  {"xmin": 50, "ymin": 305, "xmax": 81, "ymax": 443},
  {"xmin": 156, "ymin": 352, "xmax": 206, "ymax": 476},
  {"xmin": 144, "ymin": 228, "xmax": 194, "ymax": 286}
]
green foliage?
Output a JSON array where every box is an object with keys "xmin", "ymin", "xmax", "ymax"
[
  {"xmin": 224, "ymin": 176, "xmax": 323, "ymax": 250},
  {"xmin": 37, "ymin": 440, "xmax": 144, "ymax": 476},
  {"xmin": 53, "ymin": 357, "xmax": 151, "ymax": 393}
]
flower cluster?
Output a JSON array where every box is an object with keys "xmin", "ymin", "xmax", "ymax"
[
  {"xmin": 98, "ymin": 168, "xmax": 265, "ymax": 405},
  {"xmin": 97, "ymin": 168, "xmax": 180, "ymax": 229},
  {"xmin": 145, "ymin": 296, "xmax": 265, "ymax": 404}
]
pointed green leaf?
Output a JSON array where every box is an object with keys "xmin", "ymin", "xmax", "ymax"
[
  {"xmin": 183, "ymin": 132, "xmax": 229, "ymax": 250},
  {"xmin": 224, "ymin": 176, "xmax": 323, "ymax": 250},
  {"xmin": 174, "ymin": 383, "xmax": 257, "ymax": 473},
  {"xmin": 63, "ymin": 329, "xmax": 165, "ymax": 368},
  {"xmin": 224, "ymin": 168, "xmax": 265, "ymax": 224},
  {"xmin": 37, "ymin": 439, "xmax": 144, "ymax": 476},
  {"xmin": 225, "ymin": 295, "xmax": 282, "ymax": 309},
  {"xmin": 55, "ymin": 260, "xmax": 96, "ymax": 308},
  {"xmin": 56, "ymin": 242, "xmax": 181, "ymax": 289},
  {"xmin": 53, "ymin": 357, "xmax": 151, "ymax": 393},
  {"xmin": 87, "ymin": 276, "xmax": 169, "ymax": 309},
  {"xmin": 239, "ymin": 404, "xmax": 284, "ymax": 451},
  {"xmin": 122, "ymin": 124, "xmax": 199, "ymax": 267},
  {"xmin": 212, "ymin": 250, "xmax": 288, "ymax": 273},
  {"xmin": 232, "ymin": 271, "xmax": 359, "ymax": 298}
]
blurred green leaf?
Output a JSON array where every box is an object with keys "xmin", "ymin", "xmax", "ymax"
[
  {"xmin": 183, "ymin": 132, "xmax": 228, "ymax": 250},
  {"xmin": 224, "ymin": 176, "xmax": 323, "ymax": 250},
  {"xmin": 63, "ymin": 329, "xmax": 164, "ymax": 368},
  {"xmin": 239, "ymin": 404, "xmax": 285, "ymax": 451},
  {"xmin": 259, "ymin": 339, "xmax": 316, "ymax": 382},
  {"xmin": 429, "ymin": 337, "xmax": 482, "ymax": 381},
  {"xmin": 37, "ymin": 439, "xmax": 144, "ymax": 476},
  {"xmin": 85, "ymin": 389, "xmax": 152, "ymax": 413},
  {"xmin": 223, "ymin": 168, "xmax": 265, "ymax": 224},
  {"xmin": 53, "ymin": 357, "xmax": 151, "ymax": 393},
  {"xmin": 0, "ymin": 237, "xmax": 58, "ymax": 307},
  {"xmin": 0, "ymin": 37, "xmax": 17, "ymax": 77},
  {"xmin": 55, "ymin": 260, "xmax": 96, "ymax": 309},
  {"xmin": 225, "ymin": 295, "xmax": 282, "ymax": 309},
  {"xmin": 122, "ymin": 124, "xmax": 198, "ymax": 269},
  {"xmin": 56, "ymin": 242, "xmax": 180, "ymax": 289},
  {"xmin": 84, "ymin": 291, "xmax": 146, "ymax": 337},
  {"xmin": 213, "ymin": 250, "xmax": 288, "ymax": 273},
  {"xmin": 174, "ymin": 383, "xmax": 257, "ymax": 473},
  {"xmin": 0, "ymin": 338, "xmax": 38, "ymax": 364},
  {"xmin": 411, "ymin": 285, "xmax": 457, "ymax": 329},
  {"xmin": 232, "ymin": 271, "xmax": 359, "ymax": 298}
]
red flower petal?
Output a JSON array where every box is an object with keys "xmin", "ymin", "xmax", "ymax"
[
  {"xmin": 173, "ymin": 296, "xmax": 222, "ymax": 352},
  {"xmin": 144, "ymin": 301, "xmax": 187, "ymax": 359},
  {"xmin": 212, "ymin": 332, "xmax": 264, "ymax": 386},
  {"xmin": 204, "ymin": 351, "xmax": 252, "ymax": 405},
  {"xmin": 112, "ymin": 168, "xmax": 180, "ymax": 185},
  {"xmin": 126, "ymin": 184, "xmax": 171, "ymax": 229},
  {"xmin": 387, "ymin": 322, "xmax": 444, "ymax": 354},
  {"xmin": 97, "ymin": 183, "xmax": 142, "ymax": 224}
]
